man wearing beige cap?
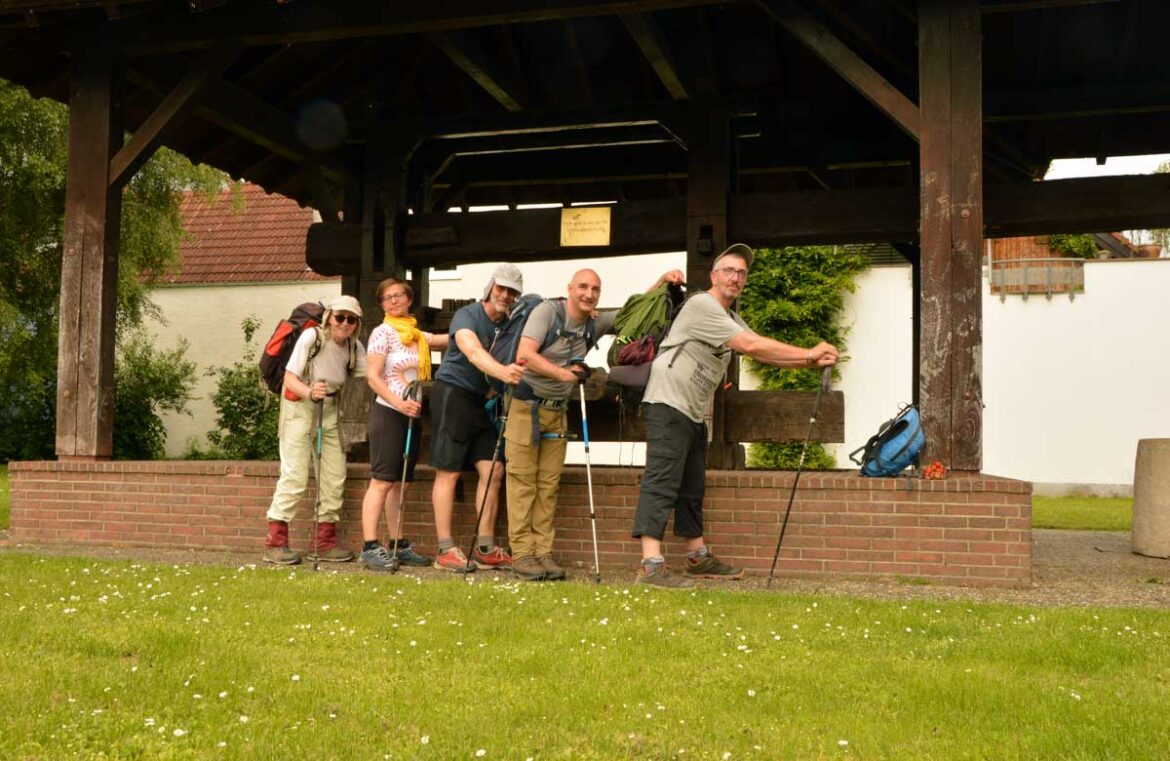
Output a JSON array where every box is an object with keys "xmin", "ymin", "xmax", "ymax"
[
  {"xmin": 428, "ymin": 264, "xmax": 526, "ymax": 573},
  {"xmin": 631, "ymin": 244, "xmax": 839, "ymax": 588},
  {"xmin": 264, "ymin": 294, "xmax": 368, "ymax": 565}
]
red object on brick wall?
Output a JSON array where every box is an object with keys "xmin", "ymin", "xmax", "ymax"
[{"xmin": 8, "ymin": 462, "xmax": 1033, "ymax": 588}]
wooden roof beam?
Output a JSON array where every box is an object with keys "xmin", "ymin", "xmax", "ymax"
[
  {"xmin": 620, "ymin": 12, "xmax": 689, "ymax": 100},
  {"xmin": 115, "ymin": 0, "xmax": 733, "ymax": 55},
  {"xmin": 986, "ymin": 81, "xmax": 1170, "ymax": 123},
  {"xmin": 755, "ymin": 0, "xmax": 920, "ymax": 139},
  {"xmin": 980, "ymin": 0, "xmax": 1123, "ymax": 13},
  {"xmin": 125, "ymin": 65, "xmax": 352, "ymax": 182},
  {"xmin": 110, "ymin": 39, "xmax": 244, "ymax": 188},
  {"xmin": 427, "ymin": 30, "xmax": 525, "ymax": 112}
]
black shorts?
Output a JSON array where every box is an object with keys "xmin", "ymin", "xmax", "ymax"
[
  {"xmin": 369, "ymin": 402, "xmax": 422, "ymax": 483},
  {"xmin": 428, "ymin": 380, "xmax": 502, "ymax": 472}
]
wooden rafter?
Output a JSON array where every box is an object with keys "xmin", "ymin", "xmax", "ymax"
[
  {"xmin": 110, "ymin": 39, "xmax": 244, "ymax": 188},
  {"xmin": 111, "ymin": 0, "xmax": 731, "ymax": 55},
  {"xmin": 755, "ymin": 0, "xmax": 920, "ymax": 139},
  {"xmin": 427, "ymin": 30, "xmax": 524, "ymax": 112},
  {"xmin": 620, "ymin": 12, "xmax": 689, "ymax": 100},
  {"xmin": 125, "ymin": 63, "xmax": 352, "ymax": 181}
]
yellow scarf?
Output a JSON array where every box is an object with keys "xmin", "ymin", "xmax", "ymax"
[{"xmin": 384, "ymin": 314, "xmax": 432, "ymax": 380}]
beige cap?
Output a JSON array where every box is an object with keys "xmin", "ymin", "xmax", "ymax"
[
  {"xmin": 328, "ymin": 294, "xmax": 363, "ymax": 317},
  {"xmin": 713, "ymin": 243, "xmax": 755, "ymax": 270}
]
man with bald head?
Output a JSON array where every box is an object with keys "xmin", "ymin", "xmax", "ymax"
[{"xmin": 505, "ymin": 267, "xmax": 684, "ymax": 581}]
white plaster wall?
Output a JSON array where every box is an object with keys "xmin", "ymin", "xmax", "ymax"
[
  {"xmin": 150, "ymin": 281, "xmax": 341, "ymax": 456},
  {"xmin": 983, "ymin": 259, "xmax": 1170, "ymax": 486}
]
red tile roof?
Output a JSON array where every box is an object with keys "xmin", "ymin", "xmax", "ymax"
[{"xmin": 162, "ymin": 183, "xmax": 337, "ymax": 284}]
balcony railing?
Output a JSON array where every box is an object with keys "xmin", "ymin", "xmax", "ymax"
[{"xmin": 988, "ymin": 257, "xmax": 1085, "ymax": 301}]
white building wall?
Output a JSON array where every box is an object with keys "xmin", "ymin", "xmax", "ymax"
[{"xmin": 151, "ymin": 280, "xmax": 342, "ymax": 456}]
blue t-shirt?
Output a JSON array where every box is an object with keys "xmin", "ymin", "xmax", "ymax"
[{"xmin": 435, "ymin": 301, "xmax": 504, "ymax": 397}]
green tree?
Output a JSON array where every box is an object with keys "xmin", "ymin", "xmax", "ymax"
[
  {"xmin": 1151, "ymin": 160, "xmax": 1170, "ymax": 255},
  {"xmin": 199, "ymin": 317, "xmax": 280, "ymax": 461},
  {"xmin": 113, "ymin": 332, "xmax": 197, "ymax": 460},
  {"xmin": 0, "ymin": 78, "xmax": 227, "ymax": 460},
  {"xmin": 736, "ymin": 245, "xmax": 869, "ymax": 469}
]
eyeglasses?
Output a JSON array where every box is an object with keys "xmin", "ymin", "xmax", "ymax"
[
  {"xmin": 716, "ymin": 266, "xmax": 749, "ymax": 280},
  {"xmin": 381, "ymin": 292, "xmax": 408, "ymax": 302},
  {"xmin": 334, "ymin": 314, "xmax": 359, "ymax": 325}
]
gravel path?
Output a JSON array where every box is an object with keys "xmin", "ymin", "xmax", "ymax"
[{"xmin": 2, "ymin": 529, "xmax": 1167, "ymax": 609}]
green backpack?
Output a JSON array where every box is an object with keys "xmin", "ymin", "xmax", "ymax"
[{"xmin": 607, "ymin": 282, "xmax": 686, "ymax": 368}]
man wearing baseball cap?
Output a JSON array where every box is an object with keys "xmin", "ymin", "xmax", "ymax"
[
  {"xmin": 263, "ymin": 294, "xmax": 368, "ymax": 565},
  {"xmin": 631, "ymin": 244, "xmax": 839, "ymax": 588},
  {"xmin": 428, "ymin": 264, "xmax": 526, "ymax": 572}
]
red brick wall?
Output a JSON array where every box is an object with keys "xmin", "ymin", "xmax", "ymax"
[{"xmin": 8, "ymin": 461, "xmax": 1032, "ymax": 587}]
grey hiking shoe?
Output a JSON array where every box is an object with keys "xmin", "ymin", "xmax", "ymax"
[
  {"xmin": 512, "ymin": 555, "xmax": 547, "ymax": 582},
  {"xmin": 360, "ymin": 545, "xmax": 399, "ymax": 573},
  {"xmin": 390, "ymin": 544, "xmax": 432, "ymax": 567},
  {"xmin": 306, "ymin": 545, "xmax": 355, "ymax": 563},
  {"xmin": 536, "ymin": 554, "xmax": 566, "ymax": 581},
  {"xmin": 685, "ymin": 553, "xmax": 744, "ymax": 580},
  {"xmin": 637, "ymin": 563, "xmax": 695, "ymax": 589},
  {"xmin": 263, "ymin": 545, "xmax": 302, "ymax": 566}
]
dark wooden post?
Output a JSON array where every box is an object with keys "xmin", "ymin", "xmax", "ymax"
[
  {"xmin": 683, "ymin": 106, "xmax": 741, "ymax": 469},
  {"xmin": 338, "ymin": 130, "xmax": 419, "ymax": 453},
  {"xmin": 56, "ymin": 30, "xmax": 123, "ymax": 460},
  {"xmin": 918, "ymin": 0, "xmax": 983, "ymax": 471}
]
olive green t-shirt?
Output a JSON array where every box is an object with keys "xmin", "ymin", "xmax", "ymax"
[{"xmin": 642, "ymin": 292, "xmax": 747, "ymax": 423}]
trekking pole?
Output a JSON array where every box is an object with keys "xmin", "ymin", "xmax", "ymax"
[
  {"xmin": 576, "ymin": 367, "xmax": 602, "ymax": 584},
  {"xmin": 310, "ymin": 396, "xmax": 325, "ymax": 573},
  {"xmin": 464, "ymin": 360, "xmax": 526, "ymax": 570},
  {"xmin": 767, "ymin": 366, "xmax": 832, "ymax": 589},
  {"xmin": 389, "ymin": 381, "xmax": 421, "ymax": 572}
]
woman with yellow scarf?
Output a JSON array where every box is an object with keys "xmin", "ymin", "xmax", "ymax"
[{"xmin": 358, "ymin": 278, "xmax": 449, "ymax": 572}]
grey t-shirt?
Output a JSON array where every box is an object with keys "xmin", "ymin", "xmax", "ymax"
[
  {"xmin": 642, "ymin": 292, "xmax": 748, "ymax": 423},
  {"xmin": 520, "ymin": 300, "xmax": 616, "ymax": 400}
]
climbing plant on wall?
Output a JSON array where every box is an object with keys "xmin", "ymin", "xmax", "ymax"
[{"xmin": 736, "ymin": 245, "xmax": 869, "ymax": 469}]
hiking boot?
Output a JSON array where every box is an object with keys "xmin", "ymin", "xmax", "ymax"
[
  {"xmin": 307, "ymin": 522, "xmax": 354, "ymax": 562},
  {"xmin": 360, "ymin": 545, "xmax": 399, "ymax": 573},
  {"xmin": 263, "ymin": 545, "xmax": 302, "ymax": 566},
  {"xmin": 472, "ymin": 546, "xmax": 513, "ymax": 571},
  {"xmin": 306, "ymin": 545, "xmax": 356, "ymax": 563},
  {"xmin": 685, "ymin": 553, "xmax": 744, "ymax": 580},
  {"xmin": 390, "ymin": 544, "xmax": 431, "ymax": 567},
  {"xmin": 512, "ymin": 555, "xmax": 547, "ymax": 582},
  {"xmin": 433, "ymin": 547, "xmax": 475, "ymax": 573},
  {"xmin": 536, "ymin": 553, "xmax": 566, "ymax": 581},
  {"xmin": 637, "ymin": 563, "xmax": 695, "ymax": 589}
]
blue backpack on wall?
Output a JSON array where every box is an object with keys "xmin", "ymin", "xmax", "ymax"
[{"xmin": 849, "ymin": 405, "xmax": 926, "ymax": 477}]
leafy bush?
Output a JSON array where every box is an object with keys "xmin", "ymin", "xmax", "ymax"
[
  {"xmin": 736, "ymin": 245, "xmax": 868, "ymax": 469},
  {"xmin": 200, "ymin": 317, "xmax": 279, "ymax": 460},
  {"xmin": 112, "ymin": 333, "xmax": 197, "ymax": 460},
  {"xmin": 1048, "ymin": 233, "xmax": 1100, "ymax": 260}
]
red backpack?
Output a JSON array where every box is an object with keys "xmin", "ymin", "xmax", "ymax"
[{"xmin": 259, "ymin": 302, "xmax": 325, "ymax": 396}]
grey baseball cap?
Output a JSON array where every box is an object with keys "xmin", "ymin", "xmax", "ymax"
[
  {"xmin": 483, "ymin": 263, "xmax": 524, "ymax": 299},
  {"xmin": 713, "ymin": 243, "xmax": 755, "ymax": 270}
]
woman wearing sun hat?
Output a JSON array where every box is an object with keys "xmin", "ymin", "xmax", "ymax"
[{"xmin": 263, "ymin": 294, "xmax": 369, "ymax": 565}]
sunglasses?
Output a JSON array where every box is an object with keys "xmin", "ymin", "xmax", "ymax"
[{"xmin": 334, "ymin": 313, "xmax": 359, "ymax": 325}]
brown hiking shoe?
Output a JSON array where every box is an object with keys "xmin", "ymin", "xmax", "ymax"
[
  {"xmin": 306, "ymin": 545, "xmax": 355, "ymax": 563},
  {"xmin": 263, "ymin": 545, "xmax": 302, "ymax": 566},
  {"xmin": 512, "ymin": 555, "xmax": 547, "ymax": 582},
  {"xmin": 685, "ymin": 553, "xmax": 744, "ymax": 580},
  {"xmin": 637, "ymin": 563, "xmax": 695, "ymax": 589},
  {"xmin": 536, "ymin": 554, "xmax": 566, "ymax": 581}
]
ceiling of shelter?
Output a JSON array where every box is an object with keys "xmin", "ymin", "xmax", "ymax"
[{"xmin": 0, "ymin": 0, "xmax": 1167, "ymax": 211}]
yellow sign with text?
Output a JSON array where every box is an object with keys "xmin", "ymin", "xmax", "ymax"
[{"xmin": 560, "ymin": 206, "xmax": 612, "ymax": 247}]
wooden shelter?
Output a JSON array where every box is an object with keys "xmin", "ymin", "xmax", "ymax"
[{"xmin": 3, "ymin": 0, "xmax": 1170, "ymax": 471}]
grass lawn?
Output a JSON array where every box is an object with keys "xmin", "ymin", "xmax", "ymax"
[
  {"xmin": 2, "ymin": 556, "xmax": 1169, "ymax": 759},
  {"xmin": 1033, "ymin": 496, "xmax": 1132, "ymax": 532},
  {"xmin": 0, "ymin": 463, "xmax": 8, "ymax": 530}
]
